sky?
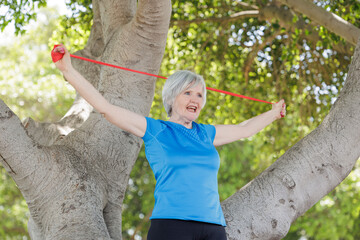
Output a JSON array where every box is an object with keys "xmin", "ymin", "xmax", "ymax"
[
  {"xmin": 48, "ymin": 0, "xmax": 68, "ymax": 14},
  {"xmin": 0, "ymin": 0, "xmax": 69, "ymax": 46}
]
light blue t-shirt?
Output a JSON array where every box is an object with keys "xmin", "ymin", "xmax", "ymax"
[{"xmin": 142, "ymin": 117, "xmax": 226, "ymax": 226}]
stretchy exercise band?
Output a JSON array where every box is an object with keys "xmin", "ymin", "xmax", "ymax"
[{"xmin": 51, "ymin": 45, "xmax": 277, "ymax": 106}]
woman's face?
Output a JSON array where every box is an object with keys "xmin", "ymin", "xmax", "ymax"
[{"xmin": 171, "ymin": 83, "xmax": 204, "ymax": 123}]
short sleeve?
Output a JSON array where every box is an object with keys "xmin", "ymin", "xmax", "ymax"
[
  {"xmin": 142, "ymin": 117, "xmax": 165, "ymax": 142},
  {"xmin": 201, "ymin": 124, "xmax": 216, "ymax": 142}
]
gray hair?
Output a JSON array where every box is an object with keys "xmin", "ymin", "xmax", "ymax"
[{"xmin": 162, "ymin": 70, "xmax": 207, "ymax": 117}]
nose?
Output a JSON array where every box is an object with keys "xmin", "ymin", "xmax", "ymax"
[
  {"xmin": 190, "ymin": 94, "xmax": 199, "ymax": 103},
  {"xmin": 190, "ymin": 96, "xmax": 202, "ymax": 107}
]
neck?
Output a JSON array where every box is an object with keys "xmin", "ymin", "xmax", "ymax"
[{"xmin": 169, "ymin": 116, "xmax": 193, "ymax": 129}]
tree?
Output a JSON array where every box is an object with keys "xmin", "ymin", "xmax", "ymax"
[
  {"xmin": 1, "ymin": 0, "xmax": 171, "ymax": 239},
  {"xmin": 0, "ymin": 6, "xmax": 76, "ymax": 239},
  {"xmin": 1, "ymin": 0, "xmax": 360, "ymax": 239}
]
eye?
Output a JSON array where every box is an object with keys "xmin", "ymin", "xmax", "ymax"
[
  {"xmin": 184, "ymin": 91, "xmax": 190, "ymax": 95},
  {"xmin": 197, "ymin": 93, "xmax": 202, "ymax": 98}
]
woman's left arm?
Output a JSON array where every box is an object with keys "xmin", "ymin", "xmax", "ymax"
[{"xmin": 213, "ymin": 99, "xmax": 286, "ymax": 147}]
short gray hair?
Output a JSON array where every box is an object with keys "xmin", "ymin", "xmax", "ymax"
[{"xmin": 162, "ymin": 70, "xmax": 207, "ymax": 117}]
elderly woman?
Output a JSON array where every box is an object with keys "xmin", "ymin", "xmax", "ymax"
[{"xmin": 53, "ymin": 45, "xmax": 285, "ymax": 240}]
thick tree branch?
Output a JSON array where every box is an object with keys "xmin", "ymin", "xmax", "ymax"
[
  {"xmin": 28, "ymin": 216, "xmax": 44, "ymax": 240},
  {"xmin": 277, "ymin": 0, "xmax": 360, "ymax": 46},
  {"xmin": 0, "ymin": 100, "xmax": 42, "ymax": 178},
  {"xmin": 0, "ymin": 100, "xmax": 112, "ymax": 239},
  {"xmin": 136, "ymin": 0, "xmax": 172, "ymax": 29},
  {"xmin": 223, "ymin": 37, "xmax": 360, "ymax": 239},
  {"xmin": 0, "ymin": 152, "xmax": 16, "ymax": 175},
  {"xmin": 23, "ymin": 98, "xmax": 92, "ymax": 146},
  {"xmin": 85, "ymin": 0, "xmax": 105, "ymax": 58},
  {"xmin": 131, "ymin": 0, "xmax": 172, "ymax": 65},
  {"xmin": 97, "ymin": 0, "xmax": 136, "ymax": 44},
  {"xmin": 103, "ymin": 202, "xmax": 123, "ymax": 240}
]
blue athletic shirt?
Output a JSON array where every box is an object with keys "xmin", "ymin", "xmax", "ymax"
[{"xmin": 142, "ymin": 117, "xmax": 226, "ymax": 226}]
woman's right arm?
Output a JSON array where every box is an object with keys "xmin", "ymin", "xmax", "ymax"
[{"xmin": 53, "ymin": 44, "xmax": 146, "ymax": 138}]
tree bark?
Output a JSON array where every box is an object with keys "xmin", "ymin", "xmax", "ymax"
[
  {"xmin": 0, "ymin": 0, "xmax": 171, "ymax": 239},
  {"xmin": 223, "ymin": 36, "xmax": 360, "ymax": 239}
]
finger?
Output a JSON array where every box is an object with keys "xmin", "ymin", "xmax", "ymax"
[
  {"xmin": 51, "ymin": 44, "xmax": 66, "ymax": 63},
  {"xmin": 53, "ymin": 44, "xmax": 61, "ymax": 52},
  {"xmin": 280, "ymin": 102, "xmax": 286, "ymax": 118},
  {"xmin": 55, "ymin": 46, "xmax": 65, "ymax": 54},
  {"xmin": 58, "ymin": 47, "xmax": 65, "ymax": 54},
  {"xmin": 53, "ymin": 44, "xmax": 66, "ymax": 53},
  {"xmin": 280, "ymin": 110, "xmax": 285, "ymax": 118}
]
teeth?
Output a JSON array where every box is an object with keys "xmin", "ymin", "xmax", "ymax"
[{"xmin": 187, "ymin": 106, "xmax": 197, "ymax": 112}]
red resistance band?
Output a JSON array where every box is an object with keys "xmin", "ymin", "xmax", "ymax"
[{"xmin": 51, "ymin": 45, "xmax": 274, "ymax": 105}]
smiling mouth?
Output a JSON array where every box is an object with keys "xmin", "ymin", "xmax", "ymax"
[{"xmin": 187, "ymin": 106, "xmax": 197, "ymax": 113}]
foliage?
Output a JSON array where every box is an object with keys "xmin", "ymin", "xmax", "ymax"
[
  {"xmin": 49, "ymin": 0, "xmax": 92, "ymax": 51},
  {"xmin": 0, "ymin": 0, "xmax": 46, "ymax": 35},
  {"xmin": 0, "ymin": 7, "xmax": 76, "ymax": 122},
  {"xmin": 0, "ymin": 168, "xmax": 29, "ymax": 240},
  {"xmin": 1, "ymin": 0, "xmax": 360, "ymax": 239}
]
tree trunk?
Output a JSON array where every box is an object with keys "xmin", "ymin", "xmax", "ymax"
[
  {"xmin": 1, "ymin": 0, "xmax": 359, "ymax": 239},
  {"xmin": 0, "ymin": 0, "xmax": 171, "ymax": 239}
]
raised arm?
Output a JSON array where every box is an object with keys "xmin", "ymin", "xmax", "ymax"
[
  {"xmin": 213, "ymin": 100, "xmax": 286, "ymax": 146},
  {"xmin": 53, "ymin": 45, "xmax": 146, "ymax": 138}
]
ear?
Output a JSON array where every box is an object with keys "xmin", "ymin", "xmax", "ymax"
[{"xmin": 166, "ymin": 98, "xmax": 174, "ymax": 106}]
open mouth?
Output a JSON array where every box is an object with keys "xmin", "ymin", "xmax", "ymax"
[{"xmin": 186, "ymin": 105, "xmax": 197, "ymax": 113}]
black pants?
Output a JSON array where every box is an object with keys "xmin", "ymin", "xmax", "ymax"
[{"xmin": 147, "ymin": 219, "xmax": 227, "ymax": 240}]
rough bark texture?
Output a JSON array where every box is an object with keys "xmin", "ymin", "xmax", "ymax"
[
  {"xmin": 0, "ymin": 0, "xmax": 171, "ymax": 239},
  {"xmin": 222, "ymin": 36, "xmax": 360, "ymax": 239},
  {"xmin": 0, "ymin": 0, "xmax": 360, "ymax": 239}
]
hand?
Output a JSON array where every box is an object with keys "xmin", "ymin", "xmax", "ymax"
[
  {"xmin": 52, "ymin": 44, "xmax": 72, "ymax": 73},
  {"xmin": 272, "ymin": 99, "xmax": 286, "ymax": 119}
]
